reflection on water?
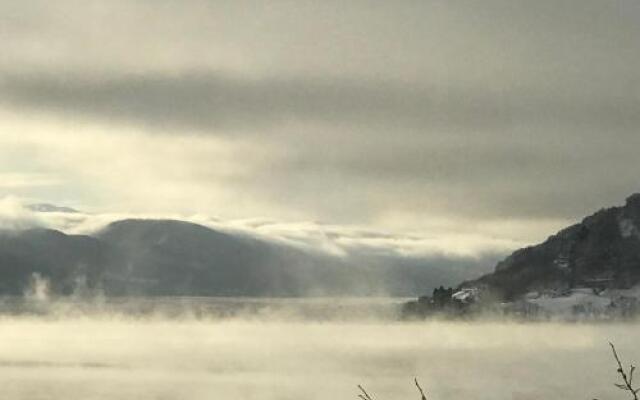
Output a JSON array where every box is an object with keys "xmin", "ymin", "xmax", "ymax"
[{"xmin": 0, "ymin": 297, "xmax": 637, "ymax": 400}]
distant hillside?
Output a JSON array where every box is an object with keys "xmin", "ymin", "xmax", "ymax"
[
  {"xmin": 96, "ymin": 219, "xmax": 495, "ymax": 296},
  {"xmin": 96, "ymin": 219, "xmax": 355, "ymax": 296},
  {"xmin": 462, "ymin": 194, "xmax": 640, "ymax": 300},
  {"xmin": 0, "ymin": 218, "xmax": 498, "ymax": 297},
  {"xmin": 0, "ymin": 228, "xmax": 106, "ymax": 295}
]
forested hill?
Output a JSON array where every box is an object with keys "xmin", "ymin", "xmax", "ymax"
[{"xmin": 462, "ymin": 194, "xmax": 640, "ymax": 300}]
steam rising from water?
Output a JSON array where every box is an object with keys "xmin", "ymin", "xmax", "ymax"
[
  {"xmin": 0, "ymin": 298, "xmax": 638, "ymax": 400},
  {"xmin": 23, "ymin": 273, "xmax": 50, "ymax": 301}
]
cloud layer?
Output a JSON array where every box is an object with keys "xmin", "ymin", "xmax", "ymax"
[{"xmin": 0, "ymin": 0, "xmax": 638, "ymax": 258}]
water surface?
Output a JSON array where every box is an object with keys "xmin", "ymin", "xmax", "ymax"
[{"xmin": 0, "ymin": 297, "xmax": 635, "ymax": 400}]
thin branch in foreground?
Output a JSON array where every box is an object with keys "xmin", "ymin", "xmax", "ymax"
[
  {"xmin": 414, "ymin": 378, "xmax": 427, "ymax": 400},
  {"xmin": 357, "ymin": 385, "xmax": 374, "ymax": 400},
  {"xmin": 609, "ymin": 342, "xmax": 639, "ymax": 400},
  {"xmin": 357, "ymin": 379, "xmax": 427, "ymax": 400}
]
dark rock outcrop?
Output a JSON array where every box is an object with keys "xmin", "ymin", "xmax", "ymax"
[{"xmin": 463, "ymin": 194, "xmax": 640, "ymax": 300}]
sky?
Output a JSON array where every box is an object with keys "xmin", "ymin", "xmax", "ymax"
[{"xmin": 0, "ymin": 0, "xmax": 639, "ymax": 257}]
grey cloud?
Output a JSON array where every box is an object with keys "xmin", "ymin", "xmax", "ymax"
[
  {"xmin": 1, "ymin": 72, "xmax": 638, "ymax": 135},
  {"xmin": 0, "ymin": 0, "xmax": 639, "ymax": 250},
  {"xmin": 237, "ymin": 126, "xmax": 640, "ymax": 222},
  {"xmin": 4, "ymin": 78, "xmax": 638, "ymax": 228}
]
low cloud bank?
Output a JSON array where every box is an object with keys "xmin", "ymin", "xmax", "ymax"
[
  {"xmin": 0, "ymin": 196, "xmax": 44, "ymax": 230},
  {"xmin": 22, "ymin": 201, "xmax": 516, "ymax": 260},
  {"xmin": 0, "ymin": 197, "xmax": 508, "ymax": 297}
]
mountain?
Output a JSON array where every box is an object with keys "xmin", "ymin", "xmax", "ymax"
[
  {"xmin": 0, "ymin": 228, "xmax": 106, "ymax": 295},
  {"xmin": 95, "ymin": 219, "xmax": 494, "ymax": 296},
  {"xmin": 462, "ymin": 194, "xmax": 640, "ymax": 300},
  {"xmin": 96, "ymin": 219, "xmax": 355, "ymax": 296},
  {"xmin": 0, "ymin": 218, "xmax": 498, "ymax": 297}
]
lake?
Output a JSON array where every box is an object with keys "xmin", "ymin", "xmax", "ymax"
[{"xmin": 0, "ymin": 297, "xmax": 637, "ymax": 400}]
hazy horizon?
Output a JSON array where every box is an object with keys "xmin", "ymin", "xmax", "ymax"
[{"xmin": 1, "ymin": 0, "xmax": 639, "ymax": 262}]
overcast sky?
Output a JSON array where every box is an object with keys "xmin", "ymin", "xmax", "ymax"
[{"xmin": 0, "ymin": 0, "xmax": 639, "ymax": 255}]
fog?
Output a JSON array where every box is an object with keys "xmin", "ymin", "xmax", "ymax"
[{"xmin": 0, "ymin": 298, "xmax": 637, "ymax": 400}]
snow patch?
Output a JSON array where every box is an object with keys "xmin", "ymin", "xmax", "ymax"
[
  {"xmin": 618, "ymin": 218, "xmax": 640, "ymax": 239},
  {"xmin": 452, "ymin": 288, "xmax": 479, "ymax": 303},
  {"xmin": 515, "ymin": 286, "xmax": 640, "ymax": 319},
  {"xmin": 529, "ymin": 288, "xmax": 610, "ymax": 315}
]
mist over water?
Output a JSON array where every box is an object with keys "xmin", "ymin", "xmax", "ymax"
[{"xmin": 0, "ymin": 298, "xmax": 636, "ymax": 400}]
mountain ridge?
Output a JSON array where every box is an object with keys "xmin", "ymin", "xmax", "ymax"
[
  {"xmin": 0, "ymin": 218, "xmax": 498, "ymax": 297},
  {"xmin": 460, "ymin": 193, "xmax": 640, "ymax": 300}
]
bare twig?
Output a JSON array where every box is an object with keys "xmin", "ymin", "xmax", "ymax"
[
  {"xmin": 414, "ymin": 378, "xmax": 427, "ymax": 400},
  {"xmin": 357, "ymin": 385, "xmax": 375, "ymax": 400},
  {"xmin": 357, "ymin": 379, "xmax": 427, "ymax": 400},
  {"xmin": 357, "ymin": 343, "xmax": 637, "ymax": 400},
  {"xmin": 609, "ymin": 342, "xmax": 639, "ymax": 400}
]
